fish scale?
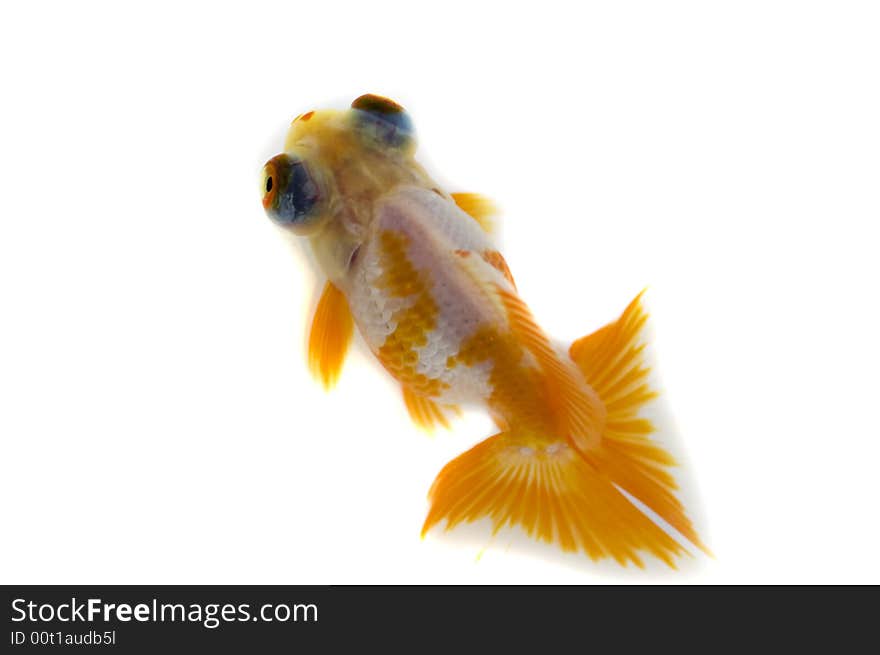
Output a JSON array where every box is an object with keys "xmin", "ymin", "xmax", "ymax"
[{"xmin": 350, "ymin": 187, "xmax": 517, "ymax": 405}]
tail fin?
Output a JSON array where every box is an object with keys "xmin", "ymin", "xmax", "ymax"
[
  {"xmin": 422, "ymin": 291, "xmax": 708, "ymax": 566},
  {"xmin": 421, "ymin": 432, "xmax": 687, "ymax": 566},
  {"xmin": 570, "ymin": 291, "xmax": 708, "ymax": 556}
]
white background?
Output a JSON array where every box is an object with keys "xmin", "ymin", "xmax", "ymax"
[{"xmin": 1, "ymin": 1, "xmax": 878, "ymax": 584}]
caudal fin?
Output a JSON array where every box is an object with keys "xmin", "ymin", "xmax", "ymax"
[
  {"xmin": 422, "ymin": 432, "xmax": 687, "ymax": 566},
  {"xmin": 422, "ymin": 291, "xmax": 708, "ymax": 566},
  {"xmin": 570, "ymin": 291, "xmax": 708, "ymax": 556}
]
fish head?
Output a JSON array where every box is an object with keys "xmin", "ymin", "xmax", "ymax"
[
  {"xmin": 260, "ymin": 96, "xmax": 418, "ymax": 235},
  {"xmin": 260, "ymin": 94, "xmax": 424, "ymax": 282}
]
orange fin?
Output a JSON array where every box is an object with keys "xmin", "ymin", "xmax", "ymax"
[
  {"xmin": 402, "ymin": 387, "xmax": 459, "ymax": 432},
  {"xmin": 496, "ymin": 286, "xmax": 605, "ymax": 451},
  {"xmin": 570, "ymin": 291, "xmax": 711, "ymax": 556},
  {"xmin": 481, "ymin": 250, "xmax": 516, "ymax": 289},
  {"xmin": 422, "ymin": 433, "xmax": 687, "ymax": 567},
  {"xmin": 451, "ymin": 192, "xmax": 497, "ymax": 234},
  {"xmin": 422, "ymin": 291, "xmax": 709, "ymax": 564},
  {"xmin": 307, "ymin": 281, "xmax": 354, "ymax": 390},
  {"xmin": 453, "ymin": 248, "xmax": 515, "ymax": 289},
  {"xmin": 569, "ymin": 289, "xmax": 654, "ymax": 409}
]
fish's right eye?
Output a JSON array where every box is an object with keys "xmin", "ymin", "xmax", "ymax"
[{"xmin": 260, "ymin": 153, "xmax": 323, "ymax": 231}]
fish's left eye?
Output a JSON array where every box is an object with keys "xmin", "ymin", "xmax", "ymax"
[{"xmin": 261, "ymin": 153, "xmax": 322, "ymax": 230}]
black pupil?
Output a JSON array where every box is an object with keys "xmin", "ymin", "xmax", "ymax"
[{"xmin": 266, "ymin": 176, "xmax": 273, "ymax": 193}]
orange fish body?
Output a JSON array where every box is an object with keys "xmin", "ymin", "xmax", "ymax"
[{"xmin": 261, "ymin": 95, "xmax": 708, "ymax": 567}]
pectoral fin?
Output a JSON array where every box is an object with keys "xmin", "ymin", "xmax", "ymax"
[{"xmin": 308, "ymin": 281, "xmax": 354, "ymax": 390}]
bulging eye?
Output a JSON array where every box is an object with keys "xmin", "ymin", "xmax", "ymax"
[
  {"xmin": 260, "ymin": 153, "xmax": 322, "ymax": 229},
  {"xmin": 351, "ymin": 93, "xmax": 414, "ymax": 150}
]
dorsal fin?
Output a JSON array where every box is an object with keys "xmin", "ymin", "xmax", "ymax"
[
  {"xmin": 496, "ymin": 286, "xmax": 606, "ymax": 452},
  {"xmin": 481, "ymin": 250, "xmax": 516, "ymax": 289},
  {"xmin": 451, "ymin": 192, "xmax": 498, "ymax": 234}
]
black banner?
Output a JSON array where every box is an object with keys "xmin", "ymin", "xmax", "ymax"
[{"xmin": 1, "ymin": 586, "xmax": 875, "ymax": 651}]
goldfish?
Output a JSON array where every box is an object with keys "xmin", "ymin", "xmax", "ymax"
[{"xmin": 260, "ymin": 94, "xmax": 708, "ymax": 567}]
